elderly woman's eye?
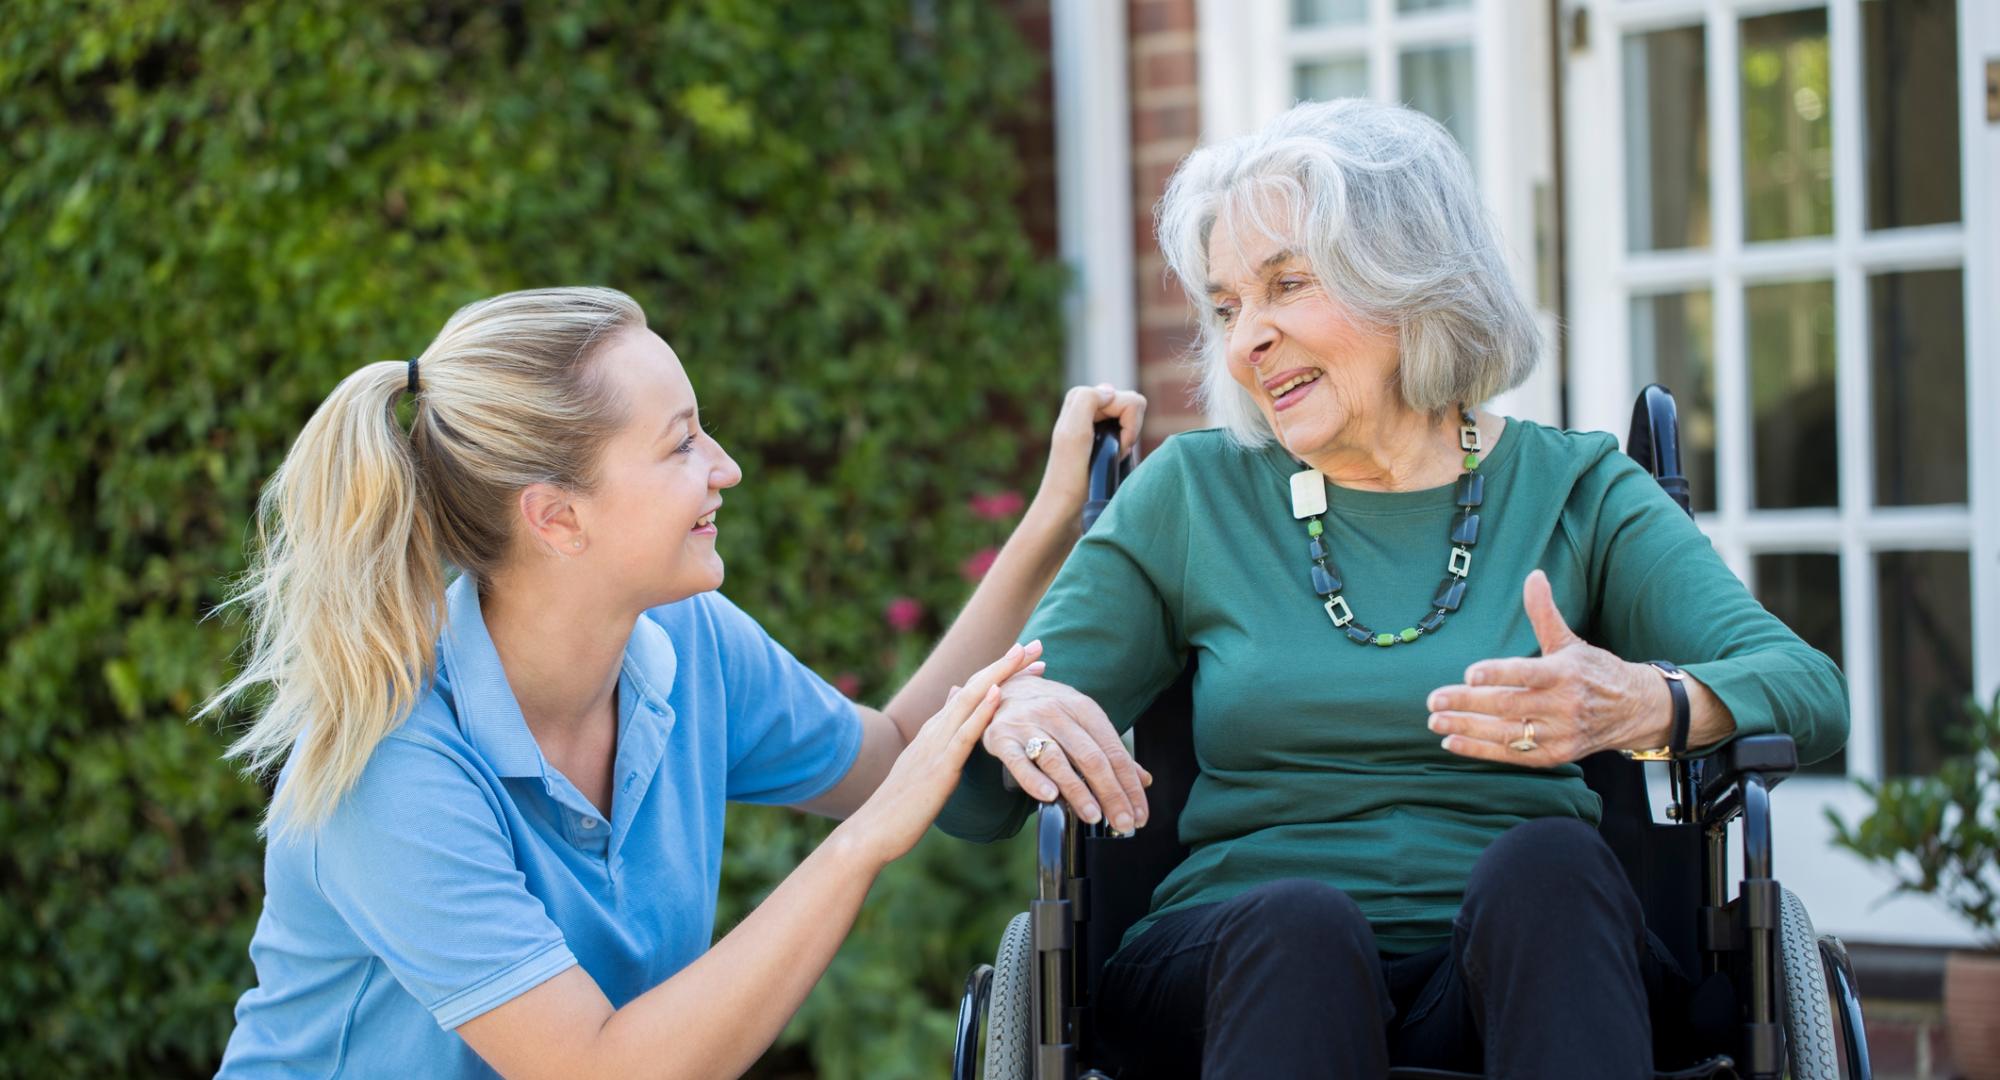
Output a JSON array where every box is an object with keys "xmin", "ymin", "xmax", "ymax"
[
  {"xmin": 1277, "ymin": 277, "xmax": 1308, "ymax": 293},
  {"xmin": 1213, "ymin": 304, "xmax": 1238, "ymax": 322}
]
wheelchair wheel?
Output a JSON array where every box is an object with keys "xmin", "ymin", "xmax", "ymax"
[
  {"xmin": 982, "ymin": 911, "xmax": 1033, "ymax": 1080},
  {"xmin": 1779, "ymin": 887, "xmax": 1840, "ymax": 1079}
]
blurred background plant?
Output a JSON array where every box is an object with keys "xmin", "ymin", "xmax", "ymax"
[
  {"xmin": 1827, "ymin": 690, "xmax": 2000, "ymax": 950},
  {"xmin": 0, "ymin": 1, "xmax": 1060, "ymax": 1075}
]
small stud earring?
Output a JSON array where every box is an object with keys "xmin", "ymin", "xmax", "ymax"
[{"xmin": 571, "ymin": 539, "xmax": 582, "ymax": 549}]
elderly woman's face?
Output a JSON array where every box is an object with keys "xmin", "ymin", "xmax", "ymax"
[{"xmin": 1206, "ymin": 213, "xmax": 1401, "ymax": 459}]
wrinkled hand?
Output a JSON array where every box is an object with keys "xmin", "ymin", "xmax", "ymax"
[
  {"xmin": 1034, "ymin": 384, "xmax": 1147, "ymax": 524},
  {"xmin": 843, "ymin": 642, "xmax": 1043, "ymax": 866},
  {"xmin": 982, "ymin": 674, "xmax": 1151, "ymax": 832},
  {"xmin": 1426, "ymin": 569, "xmax": 1672, "ymax": 766}
]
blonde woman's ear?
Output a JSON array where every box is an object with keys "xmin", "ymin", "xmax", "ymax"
[{"xmin": 517, "ymin": 483, "xmax": 585, "ymax": 556}]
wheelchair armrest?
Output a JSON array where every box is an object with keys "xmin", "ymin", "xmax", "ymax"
[{"xmin": 1691, "ymin": 734, "xmax": 1797, "ymax": 822}]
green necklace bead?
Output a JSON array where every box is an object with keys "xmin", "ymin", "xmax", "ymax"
[{"xmin": 1299, "ymin": 405, "xmax": 1487, "ymax": 649}]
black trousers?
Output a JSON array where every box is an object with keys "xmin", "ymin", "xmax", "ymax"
[{"xmin": 1094, "ymin": 818, "xmax": 1693, "ymax": 1079}]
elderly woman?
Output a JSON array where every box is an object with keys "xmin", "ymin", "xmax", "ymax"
[{"xmin": 937, "ymin": 99, "xmax": 1846, "ymax": 1078}]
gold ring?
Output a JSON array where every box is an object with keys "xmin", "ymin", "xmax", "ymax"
[
  {"xmin": 1508, "ymin": 721, "xmax": 1539, "ymax": 753},
  {"xmin": 1024, "ymin": 736, "xmax": 1052, "ymax": 762}
]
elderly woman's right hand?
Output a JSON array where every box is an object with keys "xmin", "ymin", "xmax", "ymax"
[{"xmin": 984, "ymin": 675, "xmax": 1151, "ymax": 833}]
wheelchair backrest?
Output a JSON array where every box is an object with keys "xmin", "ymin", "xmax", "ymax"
[{"xmin": 1078, "ymin": 388, "xmax": 1709, "ymax": 987}]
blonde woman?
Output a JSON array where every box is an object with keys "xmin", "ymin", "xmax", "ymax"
[{"xmin": 207, "ymin": 286, "xmax": 1149, "ymax": 1078}]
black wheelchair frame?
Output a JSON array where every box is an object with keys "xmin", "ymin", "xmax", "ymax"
[{"xmin": 954, "ymin": 386, "xmax": 1873, "ymax": 1080}]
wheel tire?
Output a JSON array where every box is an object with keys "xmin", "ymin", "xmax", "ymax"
[
  {"xmin": 982, "ymin": 912, "xmax": 1033, "ymax": 1080},
  {"xmin": 1779, "ymin": 887, "xmax": 1841, "ymax": 1079}
]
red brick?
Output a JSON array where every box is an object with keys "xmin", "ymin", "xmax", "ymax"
[
  {"xmin": 1138, "ymin": 49, "xmax": 1198, "ymax": 91},
  {"xmin": 1136, "ymin": 159, "xmax": 1182, "ymax": 204},
  {"xmin": 1134, "ymin": 102, "xmax": 1200, "ymax": 143},
  {"xmin": 1130, "ymin": 0, "xmax": 1197, "ymax": 36},
  {"xmin": 1137, "ymin": 324, "xmax": 1201, "ymax": 368}
]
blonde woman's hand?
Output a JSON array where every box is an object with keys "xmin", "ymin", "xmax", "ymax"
[
  {"xmin": 1032, "ymin": 384, "xmax": 1147, "ymax": 525},
  {"xmin": 839, "ymin": 641, "xmax": 1046, "ymax": 867}
]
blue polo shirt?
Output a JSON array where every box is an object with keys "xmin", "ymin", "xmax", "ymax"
[{"xmin": 217, "ymin": 575, "xmax": 862, "ymax": 1077}]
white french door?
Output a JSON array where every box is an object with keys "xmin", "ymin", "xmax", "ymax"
[{"xmin": 1563, "ymin": 0, "xmax": 1999, "ymax": 945}]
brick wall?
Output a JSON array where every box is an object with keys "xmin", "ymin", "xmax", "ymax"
[
  {"xmin": 1007, "ymin": 0, "xmax": 1205, "ymax": 444},
  {"xmin": 1129, "ymin": 0, "xmax": 1207, "ymax": 445}
]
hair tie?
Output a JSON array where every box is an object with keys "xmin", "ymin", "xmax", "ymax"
[{"xmin": 405, "ymin": 357, "xmax": 420, "ymax": 396}]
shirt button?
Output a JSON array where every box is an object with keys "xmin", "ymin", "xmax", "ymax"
[{"xmin": 581, "ymin": 817, "xmax": 598, "ymax": 830}]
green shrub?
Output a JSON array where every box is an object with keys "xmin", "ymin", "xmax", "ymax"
[{"xmin": 0, "ymin": 1, "xmax": 1058, "ymax": 1075}]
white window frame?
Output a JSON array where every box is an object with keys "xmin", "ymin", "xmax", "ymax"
[{"xmin": 1563, "ymin": 0, "xmax": 1999, "ymax": 946}]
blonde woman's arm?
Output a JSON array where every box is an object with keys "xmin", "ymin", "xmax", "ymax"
[
  {"xmin": 457, "ymin": 645, "xmax": 1034, "ymax": 1080},
  {"xmin": 797, "ymin": 385, "xmax": 1149, "ymax": 825}
]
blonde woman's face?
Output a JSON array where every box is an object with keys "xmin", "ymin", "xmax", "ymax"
[
  {"xmin": 581, "ymin": 327, "xmax": 742, "ymax": 606},
  {"xmin": 1206, "ymin": 214, "xmax": 1401, "ymax": 461}
]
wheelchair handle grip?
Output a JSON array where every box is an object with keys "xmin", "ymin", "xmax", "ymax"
[{"xmin": 1081, "ymin": 419, "xmax": 1127, "ymax": 534}]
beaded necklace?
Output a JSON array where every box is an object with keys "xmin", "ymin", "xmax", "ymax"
[{"xmin": 1291, "ymin": 406, "xmax": 1485, "ymax": 647}]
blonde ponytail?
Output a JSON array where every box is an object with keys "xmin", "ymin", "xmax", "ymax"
[{"xmin": 202, "ymin": 287, "xmax": 644, "ymax": 837}]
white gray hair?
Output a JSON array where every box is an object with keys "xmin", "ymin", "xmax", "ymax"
[{"xmin": 1156, "ymin": 98, "xmax": 1541, "ymax": 446}]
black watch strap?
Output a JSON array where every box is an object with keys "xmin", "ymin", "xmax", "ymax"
[{"xmin": 1647, "ymin": 660, "xmax": 1691, "ymax": 757}]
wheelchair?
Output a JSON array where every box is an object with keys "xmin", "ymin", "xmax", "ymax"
[{"xmin": 953, "ymin": 387, "xmax": 1873, "ymax": 1080}]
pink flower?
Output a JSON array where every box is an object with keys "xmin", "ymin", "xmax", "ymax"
[
  {"xmin": 832, "ymin": 672, "xmax": 862, "ymax": 700},
  {"xmin": 885, "ymin": 596, "xmax": 924, "ymax": 633},
  {"xmin": 960, "ymin": 546, "xmax": 999, "ymax": 582},
  {"xmin": 969, "ymin": 490, "xmax": 1025, "ymax": 521}
]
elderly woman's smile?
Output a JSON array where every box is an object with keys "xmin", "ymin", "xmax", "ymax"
[{"xmin": 1263, "ymin": 367, "xmax": 1320, "ymax": 409}]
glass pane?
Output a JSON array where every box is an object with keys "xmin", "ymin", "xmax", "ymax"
[
  {"xmin": 1755, "ymin": 553, "xmax": 1845, "ymax": 774},
  {"xmin": 1872, "ymin": 269, "xmax": 1967, "ymax": 506},
  {"xmin": 1297, "ymin": 57, "xmax": 1370, "ymax": 102},
  {"xmin": 1746, "ymin": 280, "xmax": 1837, "ymax": 509},
  {"xmin": 1397, "ymin": 0, "xmax": 1470, "ymax": 11},
  {"xmin": 1877, "ymin": 551, "xmax": 1973, "ymax": 776},
  {"xmin": 1740, "ymin": 10, "xmax": 1833, "ymax": 243},
  {"xmin": 1401, "ymin": 44, "xmax": 1476, "ymax": 167},
  {"xmin": 1623, "ymin": 26, "xmax": 1710, "ymax": 252},
  {"xmin": 1863, "ymin": 0, "xmax": 1962, "ymax": 229},
  {"xmin": 1630, "ymin": 291, "xmax": 1717, "ymax": 513},
  {"xmin": 1293, "ymin": 0, "xmax": 1367, "ymax": 26}
]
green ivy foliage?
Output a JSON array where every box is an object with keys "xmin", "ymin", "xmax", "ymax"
[{"xmin": 1, "ymin": 1, "xmax": 1057, "ymax": 1074}]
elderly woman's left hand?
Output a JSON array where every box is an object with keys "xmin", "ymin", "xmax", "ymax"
[{"xmin": 1426, "ymin": 569, "xmax": 1673, "ymax": 766}]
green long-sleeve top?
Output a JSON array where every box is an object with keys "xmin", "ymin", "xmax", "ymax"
[{"xmin": 937, "ymin": 420, "xmax": 1847, "ymax": 955}]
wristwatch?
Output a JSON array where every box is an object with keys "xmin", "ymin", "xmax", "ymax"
[{"xmin": 1622, "ymin": 660, "xmax": 1690, "ymax": 762}]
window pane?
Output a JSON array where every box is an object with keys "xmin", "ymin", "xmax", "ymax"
[
  {"xmin": 1630, "ymin": 291, "xmax": 1716, "ymax": 513},
  {"xmin": 1623, "ymin": 26, "xmax": 1710, "ymax": 252},
  {"xmin": 1878, "ymin": 551, "xmax": 1973, "ymax": 776},
  {"xmin": 1401, "ymin": 44, "xmax": 1476, "ymax": 167},
  {"xmin": 1755, "ymin": 553, "xmax": 1845, "ymax": 774},
  {"xmin": 1746, "ymin": 280, "xmax": 1837, "ymax": 509},
  {"xmin": 1741, "ymin": 10, "xmax": 1832, "ymax": 243},
  {"xmin": 1297, "ymin": 57, "xmax": 1370, "ymax": 102},
  {"xmin": 1872, "ymin": 269, "xmax": 1967, "ymax": 506},
  {"xmin": 1293, "ymin": 0, "xmax": 1367, "ymax": 26},
  {"xmin": 1863, "ymin": 0, "xmax": 1962, "ymax": 229},
  {"xmin": 1397, "ymin": 0, "xmax": 1470, "ymax": 11}
]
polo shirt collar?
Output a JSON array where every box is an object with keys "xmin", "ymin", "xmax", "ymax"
[
  {"xmin": 441, "ymin": 575, "xmax": 545, "ymax": 779},
  {"xmin": 439, "ymin": 576, "xmax": 683, "ymax": 783}
]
